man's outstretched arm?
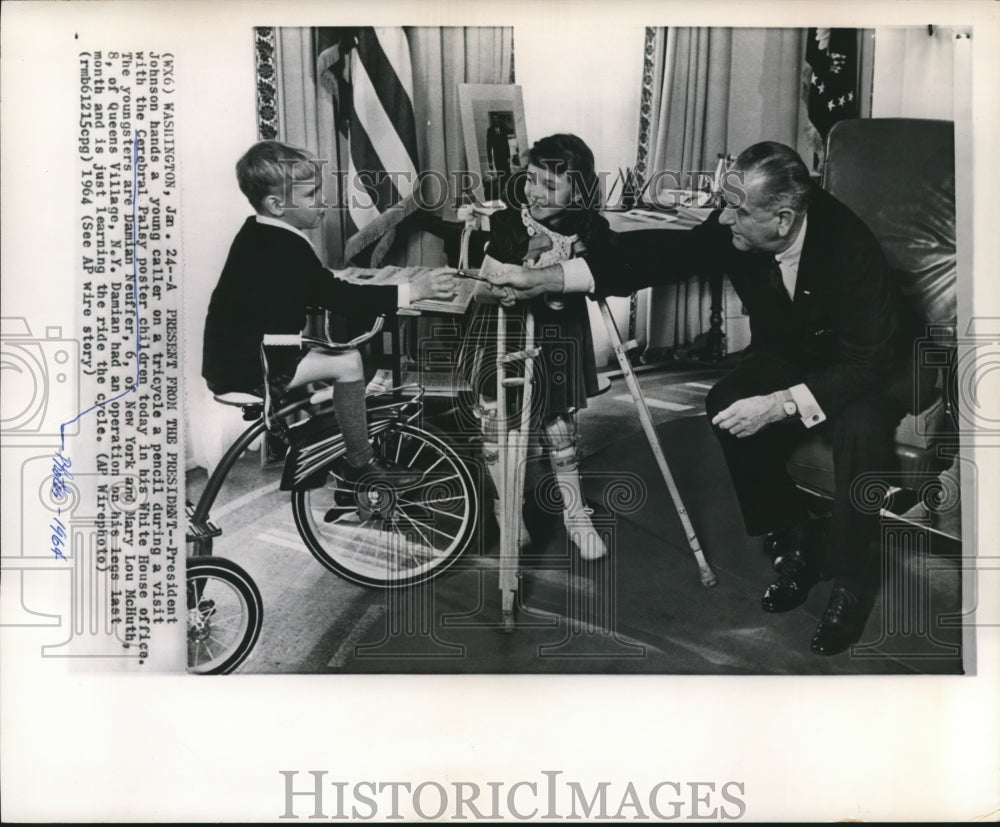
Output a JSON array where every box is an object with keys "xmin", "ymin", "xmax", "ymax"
[{"xmin": 482, "ymin": 217, "xmax": 724, "ymax": 302}]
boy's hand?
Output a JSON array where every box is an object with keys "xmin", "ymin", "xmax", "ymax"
[{"xmin": 411, "ymin": 269, "xmax": 456, "ymax": 302}]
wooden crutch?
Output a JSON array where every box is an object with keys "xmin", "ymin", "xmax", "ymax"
[
  {"xmin": 456, "ymin": 206, "xmax": 540, "ymax": 630},
  {"xmin": 597, "ymin": 299, "xmax": 718, "ymax": 587},
  {"xmin": 495, "ymin": 304, "xmax": 539, "ymax": 632}
]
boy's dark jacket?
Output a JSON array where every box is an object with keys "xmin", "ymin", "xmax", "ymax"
[{"xmin": 202, "ymin": 218, "xmax": 396, "ymax": 394}]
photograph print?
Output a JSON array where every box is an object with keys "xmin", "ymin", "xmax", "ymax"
[
  {"xmin": 180, "ymin": 24, "xmax": 972, "ymax": 679},
  {"xmin": 3, "ymin": 3, "xmax": 999, "ymax": 823}
]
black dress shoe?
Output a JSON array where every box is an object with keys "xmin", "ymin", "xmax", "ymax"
[
  {"xmin": 811, "ymin": 585, "xmax": 873, "ymax": 656},
  {"xmin": 761, "ymin": 549, "xmax": 820, "ymax": 613}
]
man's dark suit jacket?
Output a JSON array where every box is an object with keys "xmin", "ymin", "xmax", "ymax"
[
  {"xmin": 202, "ymin": 217, "xmax": 396, "ymax": 394},
  {"xmin": 487, "ymin": 126, "xmax": 511, "ymax": 173},
  {"xmin": 587, "ymin": 185, "xmax": 898, "ymax": 420}
]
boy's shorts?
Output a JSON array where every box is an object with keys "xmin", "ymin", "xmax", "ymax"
[{"xmin": 259, "ymin": 341, "xmax": 305, "ymax": 402}]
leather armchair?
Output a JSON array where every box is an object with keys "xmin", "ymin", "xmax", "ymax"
[{"xmin": 786, "ymin": 118, "xmax": 959, "ymax": 534}]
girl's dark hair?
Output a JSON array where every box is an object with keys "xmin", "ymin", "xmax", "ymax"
[{"xmin": 524, "ymin": 133, "xmax": 601, "ymax": 238}]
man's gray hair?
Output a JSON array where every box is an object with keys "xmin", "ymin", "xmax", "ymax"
[{"xmin": 734, "ymin": 141, "xmax": 811, "ymax": 214}]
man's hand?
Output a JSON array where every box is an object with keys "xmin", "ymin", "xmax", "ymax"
[
  {"xmin": 711, "ymin": 393, "xmax": 787, "ymax": 438},
  {"xmin": 410, "ymin": 268, "xmax": 456, "ymax": 302},
  {"xmin": 481, "ymin": 257, "xmax": 564, "ymax": 303}
]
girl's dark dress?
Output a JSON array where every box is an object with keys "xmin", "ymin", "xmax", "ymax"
[{"xmin": 466, "ymin": 206, "xmax": 610, "ymax": 421}]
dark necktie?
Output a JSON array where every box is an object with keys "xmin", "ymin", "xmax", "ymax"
[{"xmin": 768, "ymin": 256, "xmax": 791, "ymax": 303}]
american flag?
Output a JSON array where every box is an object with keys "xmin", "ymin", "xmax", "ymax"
[{"xmin": 318, "ymin": 27, "xmax": 419, "ymax": 266}]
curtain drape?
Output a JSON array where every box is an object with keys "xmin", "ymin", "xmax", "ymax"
[
  {"xmin": 637, "ymin": 27, "xmax": 731, "ymax": 357},
  {"xmin": 637, "ymin": 27, "xmax": 808, "ymax": 358},
  {"xmin": 397, "ymin": 27, "xmax": 513, "ymax": 264}
]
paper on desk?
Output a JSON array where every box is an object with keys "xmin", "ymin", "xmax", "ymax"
[
  {"xmin": 622, "ymin": 209, "xmax": 680, "ymax": 225},
  {"xmin": 404, "ymin": 277, "xmax": 477, "ymax": 315},
  {"xmin": 330, "ymin": 265, "xmax": 476, "ymax": 314},
  {"xmin": 332, "ymin": 265, "xmax": 454, "ymax": 285}
]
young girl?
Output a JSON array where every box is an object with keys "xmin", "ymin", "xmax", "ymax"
[{"xmin": 469, "ymin": 133, "xmax": 611, "ymax": 560}]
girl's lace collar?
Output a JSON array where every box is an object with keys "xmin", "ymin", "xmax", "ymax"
[{"xmin": 519, "ymin": 207, "xmax": 578, "ymax": 268}]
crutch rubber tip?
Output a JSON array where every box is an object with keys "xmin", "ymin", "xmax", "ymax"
[{"xmin": 700, "ymin": 568, "xmax": 719, "ymax": 587}]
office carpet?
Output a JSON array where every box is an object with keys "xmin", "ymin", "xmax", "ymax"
[{"xmin": 188, "ymin": 372, "xmax": 963, "ymax": 676}]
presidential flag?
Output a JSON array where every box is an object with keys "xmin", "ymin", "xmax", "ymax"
[
  {"xmin": 318, "ymin": 27, "xmax": 420, "ymax": 266},
  {"xmin": 804, "ymin": 28, "xmax": 860, "ymax": 169}
]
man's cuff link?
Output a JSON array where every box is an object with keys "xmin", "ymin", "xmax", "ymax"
[{"xmin": 789, "ymin": 383, "xmax": 826, "ymax": 428}]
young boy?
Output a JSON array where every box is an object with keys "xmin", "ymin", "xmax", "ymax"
[{"xmin": 202, "ymin": 140, "xmax": 454, "ymax": 485}]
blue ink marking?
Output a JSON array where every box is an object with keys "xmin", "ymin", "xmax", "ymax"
[
  {"xmin": 49, "ymin": 516, "xmax": 69, "ymax": 561},
  {"xmin": 48, "ymin": 133, "xmax": 144, "ymax": 558},
  {"xmin": 51, "ymin": 449, "xmax": 74, "ymax": 500}
]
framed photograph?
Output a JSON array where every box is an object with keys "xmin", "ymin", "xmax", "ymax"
[{"xmin": 458, "ymin": 83, "xmax": 529, "ymax": 204}]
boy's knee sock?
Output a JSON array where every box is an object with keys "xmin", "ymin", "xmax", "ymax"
[{"xmin": 333, "ymin": 380, "xmax": 375, "ymax": 467}]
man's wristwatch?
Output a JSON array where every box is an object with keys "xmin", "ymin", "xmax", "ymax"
[{"xmin": 783, "ymin": 398, "xmax": 798, "ymax": 418}]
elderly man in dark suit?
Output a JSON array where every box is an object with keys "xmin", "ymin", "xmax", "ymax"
[{"xmin": 482, "ymin": 141, "xmax": 905, "ymax": 656}]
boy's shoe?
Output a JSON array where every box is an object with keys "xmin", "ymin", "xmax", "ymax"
[{"xmin": 341, "ymin": 455, "xmax": 422, "ymax": 489}]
